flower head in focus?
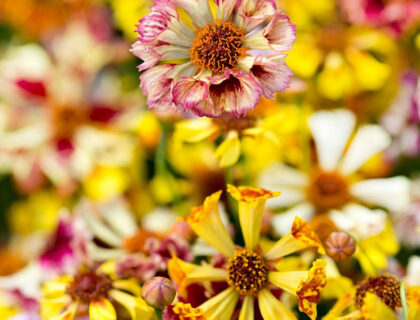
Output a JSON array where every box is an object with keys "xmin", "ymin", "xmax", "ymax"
[
  {"xmin": 168, "ymin": 186, "xmax": 327, "ymax": 320},
  {"xmin": 131, "ymin": 0, "xmax": 295, "ymax": 117}
]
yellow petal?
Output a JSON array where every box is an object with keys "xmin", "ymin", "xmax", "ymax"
[
  {"xmin": 322, "ymin": 292, "xmax": 357, "ymax": 320},
  {"xmin": 296, "ymin": 259, "xmax": 327, "ymax": 320},
  {"xmin": 264, "ymin": 217, "xmax": 325, "ymax": 261},
  {"xmin": 268, "ymin": 271, "xmax": 307, "ymax": 295},
  {"xmin": 239, "ymin": 295, "xmax": 254, "ymax": 320},
  {"xmin": 258, "ymin": 288, "xmax": 297, "ymax": 320},
  {"xmin": 215, "ymin": 131, "xmax": 241, "ymax": 167},
  {"xmin": 407, "ymin": 286, "xmax": 420, "ymax": 320},
  {"xmin": 200, "ymin": 287, "xmax": 239, "ymax": 320},
  {"xmin": 361, "ymin": 292, "xmax": 397, "ymax": 320},
  {"xmin": 174, "ymin": 118, "xmax": 219, "ymax": 143},
  {"xmin": 40, "ymin": 296, "xmax": 72, "ymax": 320},
  {"xmin": 227, "ymin": 185, "xmax": 280, "ymax": 250},
  {"xmin": 168, "ymin": 254, "xmax": 227, "ymax": 298},
  {"xmin": 109, "ymin": 289, "xmax": 154, "ymax": 320},
  {"xmin": 172, "ymin": 302, "xmax": 206, "ymax": 319},
  {"xmin": 287, "ymin": 37, "xmax": 323, "ymax": 78},
  {"xmin": 186, "ymin": 191, "xmax": 235, "ymax": 257},
  {"xmin": 89, "ymin": 298, "xmax": 117, "ymax": 320},
  {"xmin": 49, "ymin": 302, "xmax": 78, "ymax": 320},
  {"xmin": 113, "ymin": 279, "xmax": 142, "ymax": 296}
]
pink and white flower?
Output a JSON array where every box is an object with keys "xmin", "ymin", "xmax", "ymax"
[{"xmin": 131, "ymin": 0, "xmax": 295, "ymax": 117}]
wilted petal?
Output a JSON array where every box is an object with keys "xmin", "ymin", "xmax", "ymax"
[
  {"xmin": 237, "ymin": 0, "xmax": 277, "ymax": 32},
  {"xmin": 262, "ymin": 12, "xmax": 296, "ymax": 52}
]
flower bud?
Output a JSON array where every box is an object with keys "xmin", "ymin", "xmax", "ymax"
[
  {"xmin": 326, "ymin": 232, "xmax": 356, "ymax": 260},
  {"xmin": 142, "ymin": 277, "xmax": 176, "ymax": 308}
]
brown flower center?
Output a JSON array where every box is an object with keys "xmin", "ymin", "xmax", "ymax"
[
  {"xmin": 191, "ymin": 21, "xmax": 247, "ymax": 74},
  {"xmin": 227, "ymin": 249, "xmax": 268, "ymax": 296},
  {"xmin": 213, "ymin": 113, "xmax": 257, "ymax": 135},
  {"xmin": 67, "ymin": 270, "xmax": 113, "ymax": 303},
  {"xmin": 307, "ymin": 170, "xmax": 350, "ymax": 213},
  {"xmin": 355, "ymin": 275, "xmax": 402, "ymax": 311}
]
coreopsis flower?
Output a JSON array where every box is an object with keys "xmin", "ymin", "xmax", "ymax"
[
  {"xmin": 259, "ymin": 109, "xmax": 410, "ymax": 273},
  {"xmin": 174, "ymin": 99, "xmax": 304, "ymax": 167},
  {"xmin": 131, "ymin": 0, "xmax": 295, "ymax": 117},
  {"xmin": 76, "ymin": 197, "xmax": 192, "ymax": 281},
  {"xmin": 339, "ymin": 0, "xmax": 420, "ymax": 37},
  {"xmin": 381, "ymin": 70, "xmax": 420, "ymax": 160},
  {"xmin": 168, "ymin": 186, "xmax": 327, "ymax": 320},
  {"xmin": 40, "ymin": 265, "xmax": 154, "ymax": 320}
]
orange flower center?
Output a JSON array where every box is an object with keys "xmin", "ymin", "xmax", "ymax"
[
  {"xmin": 172, "ymin": 302, "xmax": 206, "ymax": 320},
  {"xmin": 67, "ymin": 270, "xmax": 112, "ymax": 303},
  {"xmin": 307, "ymin": 170, "xmax": 350, "ymax": 213},
  {"xmin": 123, "ymin": 228, "xmax": 156, "ymax": 254},
  {"xmin": 227, "ymin": 249, "xmax": 268, "ymax": 296},
  {"xmin": 190, "ymin": 21, "xmax": 247, "ymax": 74},
  {"xmin": 213, "ymin": 113, "xmax": 257, "ymax": 134},
  {"xmin": 355, "ymin": 275, "xmax": 402, "ymax": 311}
]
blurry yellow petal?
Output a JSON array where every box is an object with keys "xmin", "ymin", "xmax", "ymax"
[
  {"xmin": 361, "ymin": 292, "xmax": 397, "ymax": 320},
  {"xmin": 227, "ymin": 185, "xmax": 280, "ymax": 250},
  {"xmin": 89, "ymin": 298, "xmax": 116, "ymax": 320},
  {"xmin": 268, "ymin": 271, "xmax": 307, "ymax": 294},
  {"xmin": 168, "ymin": 255, "xmax": 227, "ymax": 297},
  {"xmin": 109, "ymin": 289, "xmax": 154, "ymax": 320},
  {"xmin": 175, "ymin": 118, "xmax": 219, "ymax": 143},
  {"xmin": 186, "ymin": 191, "xmax": 235, "ymax": 257},
  {"xmin": 41, "ymin": 296, "xmax": 72, "ymax": 319},
  {"xmin": 322, "ymin": 292, "xmax": 356, "ymax": 320},
  {"xmin": 49, "ymin": 302, "xmax": 78, "ymax": 320},
  {"xmin": 347, "ymin": 49, "xmax": 390, "ymax": 91},
  {"xmin": 239, "ymin": 295, "xmax": 254, "ymax": 320},
  {"xmin": 83, "ymin": 166, "xmax": 129, "ymax": 201},
  {"xmin": 98, "ymin": 260, "xmax": 116, "ymax": 277},
  {"xmin": 296, "ymin": 259, "xmax": 327, "ymax": 320},
  {"xmin": 200, "ymin": 287, "xmax": 239, "ymax": 320},
  {"xmin": 317, "ymin": 52, "xmax": 353, "ymax": 100},
  {"xmin": 215, "ymin": 131, "xmax": 241, "ymax": 167},
  {"xmin": 173, "ymin": 302, "xmax": 206, "ymax": 319},
  {"xmin": 258, "ymin": 288, "xmax": 297, "ymax": 320},
  {"xmin": 265, "ymin": 217, "xmax": 325, "ymax": 261},
  {"xmin": 407, "ymin": 286, "xmax": 420, "ymax": 320},
  {"xmin": 113, "ymin": 279, "xmax": 142, "ymax": 296},
  {"xmin": 287, "ymin": 37, "xmax": 323, "ymax": 78}
]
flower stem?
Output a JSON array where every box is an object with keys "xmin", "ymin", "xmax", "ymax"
[
  {"xmin": 155, "ymin": 308, "xmax": 163, "ymax": 320},
  {"xmin": 401, "ymin": 281, "xmax": 408, "ymax": 320}
]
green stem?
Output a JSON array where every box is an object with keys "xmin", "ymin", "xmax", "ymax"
[
  {"xmin": 155, "ymin": 122, "xmax": 168, "ymax": 175},
  {"xmin": 401, "ymin": 281, "xmax": 408, "ymax": 320},
  {"xmin": 154, "ymin": 308, "xmax": 163, "ymax": 320},
  {"xmin": 351, "ymin": 235, "xmax": 379, "ymax": 275}
]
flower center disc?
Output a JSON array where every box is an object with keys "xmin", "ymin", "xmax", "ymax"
[
  {"xmin": 307, "ymin": 170, "xmax": 350, "ymax": 212},
  {"xmin": 191, "ymin": 21, "xmax": 246, "ymax": 74},
  {"xmin": 67, "ymin": 271, "xmax": 113, "ymax": 303},
  {"xmin": 227, "ymin": 249, "xmax": 268, "ymax": 296}
]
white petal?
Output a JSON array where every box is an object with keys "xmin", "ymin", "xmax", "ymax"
[
  {"xmin": 266, "ymin": 187, "xmax": 306, "ymax": 209},
  {"xmin": 258, "ymin": 163, "xmax": 309, "ymax": 188},
  {"xmin": 339, "ymin": 125, "xmax": 391, "ymax": 175},
  {"xmin": 174, "ymin": 0, "xmax": 213, "ymax": 28},
  {"xmin": 100, "ymin": 198, "xmax": 138, "ymax": 238},
  {"xmin": 271, "ymin": 203, "xmax": 315, "ymax": 237},
  {"xmin": 329, "ymin": 204, "xmax": 386, "ymax": 239},
  {"xmin": 0, "ymin": 263, "xmax": 42, "ymax": 299},
  {"xmin": 308, "ymin": 109, "xmax": 355, "ymax": 171},
  {"xmin": 350, "ymin": 177, "xmax": 411, "ymax": 211},
  {"xmin": 406, "ymin": 256, "xmax": 420, "ymax": 286}
]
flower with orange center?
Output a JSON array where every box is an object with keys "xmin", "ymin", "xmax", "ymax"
[
  {"xmin": 41, "ymin": 266, "xmax": 154, "ymax": 320},
  {"xmin": 168, "ymin": 185, "xmax": 327, "ymax": 320},
  {"xmin": 131, "ymin": 0, "xmax": 295, "ymax": 117},
  {"xmin": 259, "ymin": 109, "xmax": 410, "ymax": 274}
]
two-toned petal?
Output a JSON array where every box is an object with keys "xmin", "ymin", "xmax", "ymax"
[
  {"xmin": 89, "ymin": 298, "xmax": 117, "ymax": 320},
  {"xmin": 258, "ymin": 288, "xmax": 297, "ymax": 320},
  {"xmin": 200, "ymin": 287, "xmax": 240, "ymax": 320}
]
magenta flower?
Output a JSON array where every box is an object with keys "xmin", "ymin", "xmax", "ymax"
[{"xmin": 131, "ymin": 0, "xmax": 295, "ymax": 117}]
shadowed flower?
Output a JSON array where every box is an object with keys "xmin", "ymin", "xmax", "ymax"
[
  {"xmin": 168, "ymin": 186, "xmax": 326, "ymax": 320},
  {"xmin": 131, "ymin": 0, "xmax": 295, "ymax": 117}
]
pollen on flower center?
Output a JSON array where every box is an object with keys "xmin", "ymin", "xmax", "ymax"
[
  {"xmin": 355, "ymin": 274, "xmax": 402, "ymax": 311},
  {"xmin": 67, "ymin": 270, "xmax": 113, "ymax": 303},
  {"xmin": 307, "ymin": 170, "xmax": 350, "ymax": 212},
  {"xmin": 190, "ymin": 21, "xmax": 247, "ymax": 74},
  {"xmin": 227, "ymin": 249, "xmax": 268, "ymax": 296}
]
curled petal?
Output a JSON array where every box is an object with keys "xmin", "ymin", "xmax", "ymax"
[
  {"xmin": 130, "ymin": 42, "xmax": 161, "ymax": 71},
  {"xmin": 214, "ymin": 131, "xmax": 241, "ymax": 167},
  {"xmin": 140, "ymin": 65, "xmax": 176, "ymax": 111},
  {"xmin": 237, "ymin": 0, "xmax": 277, "ymax": 32},
  {"xmin": 262, "ymin": 12, "xmax": 296, "ymax": 52},
  {"xmin": 250, "ymin": 55, "xmax": 293, "ymax": 99},
  {"xmin": 136, "ymin": 11, "xmax": 170, "ymax": 43},
  {"xmin": 296, "ymin": 259, "xmax": 327, "ymax": 320},
  {"xmin": 173, "ymin": 77, "xmax": 209, "ymax": 111}
]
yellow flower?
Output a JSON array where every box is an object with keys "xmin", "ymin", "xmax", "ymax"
[
  {"xmin": 41, "ymin": 266, "xmax": 154, "ymax": 320},
  {"xmin": 168, "ymin": 185, "xmax": 327, "ymax": 320}
]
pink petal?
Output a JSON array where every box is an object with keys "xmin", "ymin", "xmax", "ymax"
[
  {"xmin": 136, "ymin": 11, "xmax": 169, "ymax": 43},
  {"xmin": 262, "ymin": 12, "xmax": 296, "ymax": 52},
  {"xmin": 140, "ymin": 64, "xmax": 176, "ymax": 111},
  {"xmin": 130, "ymin": 41, "xmax": 162, "ymax": 71},
  {"xmin": 250, "ymin": 55, "xmax": 293, "ymax": 98},
  {"xmin": 192, "ymin": 70, "xmax": 263, "ymax": 117},
  {"xmin": 239, "ymin": 0, "xmax": 277, "ymax": 31},
  {"xmin": 173, "ymin": 77, "xmax": 209, "ymax": 111}
]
